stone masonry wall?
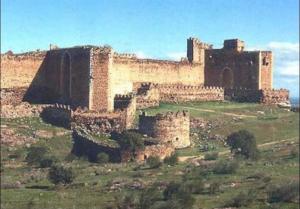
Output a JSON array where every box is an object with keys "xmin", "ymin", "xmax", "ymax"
[
  {"xmin": 205, "ymin": 49, "xmax": 260, "ymax": 89},
  {"xmin": 157, "ymin": 84, "xmax": 224, "ymax": 102},
  {"xmin": 139, "ymin": 111, "xmax": 190, "ymax": 148},
  {"xmin": 1, "ymin": 88, "xmax": 28, "ymax": 105},
  {"xmin": 1, "ymin": 52, "xmax": 46, "ymax": 89},
  {"xmin": 111, "ymin": 54, "xmax": 204, "ymax": 97},
  {"xmin": 135, "ymin": 83, "xmax": 160, "ymax": 109},
  {"xmin": 91, "ymin": 47, "xmax": 114, "ymax": 111},
  {"xmin": 260, "ymin": 51, "xmax": 273, "ymax": 89}
]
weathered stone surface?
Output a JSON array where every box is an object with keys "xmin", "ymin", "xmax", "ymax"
[{"xmin": 139, "ymin": 111, "xmax": 190, "ymax": 148}]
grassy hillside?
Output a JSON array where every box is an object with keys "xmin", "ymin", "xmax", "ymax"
[{"xmin": 1, "ymin": 101, "xmax": 299, "ymax": 209}]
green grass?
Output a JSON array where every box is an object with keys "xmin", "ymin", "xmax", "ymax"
[{"xmin": 1, "ymin": 102, "xmax": 299, "ymax": 209}]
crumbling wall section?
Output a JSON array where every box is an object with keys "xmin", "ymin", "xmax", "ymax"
[{"xmin": 135, "ymin": 83, "xmax": 160, "ymax": 109}]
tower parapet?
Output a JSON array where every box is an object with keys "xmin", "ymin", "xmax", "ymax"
[
  {"xmin": 187, "ymin": 37, "xmax": 212, "ymax": 63},
  {"xmin": 223, "ymin": 39, "xmax": 245, "ymax": 52}
]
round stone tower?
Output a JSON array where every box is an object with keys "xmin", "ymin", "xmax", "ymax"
[{"xmin": 139, "ymin": 111, "xmax": 190, "ymax": 148}]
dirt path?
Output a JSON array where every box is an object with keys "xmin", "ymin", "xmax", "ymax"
[
  {"xmin": 181, "ymin": 106, "xmax": 256, "ymax": 118},
  {"xmin": 178, "ymin": 137, "xmax": 298, "ymax": 162}
]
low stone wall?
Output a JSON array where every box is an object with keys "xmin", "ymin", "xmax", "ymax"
[
  {"xmin": 158, "ymin": 84, "xmax": 224, "ymax": 102},
  {"xmin": 1, "ymin": 87, "xmax": 27, "ymax": 105},
  {"xmin": 225, "ymin": 88, "xmax": 290, "ymax": 104},
  {"xmin": 71, "ymin": 128, "xmax": 121, "ymax": 162},
  {"xmin": 261, "ymin": 89, "xmax": 289, "ymax": 104},
  {"xmin": 139, "ymin": 111, "xmax": 190, "ymax": 148},
  {"xmin": 1, "ymin": 102, "xmax": 47, "ymax": 118},
  {"xmin": 72, "ymin": 111, "xmax": 125, "ymax": 134},
  {"xmin": 121, "ymin": 144, "xmax": 174, "ymax": 163},
  {"xmin": 40, "ymin": 104, "xmax": 72, "ymax": 129},
  {"xmin": 224, "ymin": 88, "xmax": 262, "ymax": 102},
  {"xmin": 114, "ymin": 94, "xmax": 136, "ymax": 129}
]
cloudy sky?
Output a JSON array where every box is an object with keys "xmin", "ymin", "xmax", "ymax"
[{"xmin": 1, "ymin": 0, "xmax": 299, "ymax": 98}]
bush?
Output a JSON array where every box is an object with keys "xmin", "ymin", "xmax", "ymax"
[
  {"xmin": 213, "ymin": 160, "xmax": 239, "ymax": 174},
  {"xmin": 147, "ymin": 156, "xmax": 162, "ymax": 169},
  {"xmin": 290, "ymin": 148, "xmax": 299, "ymax": 158},
  {"xmin": 268, "ymin": 181, "xmax": 299, "ymax": 203},
  {"xmin": 181, "ymin": 179, "xmax": 204, "ymax": 194},
  {"xmin": 163, "ymin": 181, "xmax": 181, "ymax": 200},
  {"xmin": 26, "ymin": 146, "xmax": 48, "ymax": 165},
  {"xmin": 120, "ymin": 131, "xmax": 145, "ymax": 151},
  {"xmin": 96, "ymin": 152, "xmax": 109, "ymax": 164},
  {"xmin": 226, "ymin": 130, "xmax": 259, "ymax": 160},
  {"xmin": 225, "ymin": 189, "xmax": 257, "ymax": 207},
  {"xmin": 204, "ymin": 152, "xmax": 219, "ymax": 160},
  {"xmin": 39, "ymin": 156, "xmax": 57, "ymax": 168},
  {"xmin": 209, "ymin": 181, "xmax": 221, "ymax": 194},
  {"xmin": 48, "ymin": 165, "xmax": 75, "ymax": 185},
  {"xmin": 163, "ymin": 153, "xmax": 178, "ymax": 165}
]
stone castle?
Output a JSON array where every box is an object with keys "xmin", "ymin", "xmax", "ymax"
[{"xmin": 1, "ymin": 37, "xmax": 290, "ymax": 161}]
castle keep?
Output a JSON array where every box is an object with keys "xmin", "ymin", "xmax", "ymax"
[{"xmin": 1, "ymin": 37, "xmax": 289, "ymax": 113}]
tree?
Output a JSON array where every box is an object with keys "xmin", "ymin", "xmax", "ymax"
[
  {"xmin": 226, "ymin": 130, "xmax": 258, "ymax": 159},
  {"xmin": 26, "ymin": 146, "xmax": 48, "ymax": 165},
  {"xmin": 147, "ymin": 156, "xmax": 162, "ymax": 169},
  {"xmin": 48, "ymin": 165, "xmax": 75, "ymax": 185},
  {"xmin": 119, "ymin": 131, "xmax": 145, "ymax": 159}
]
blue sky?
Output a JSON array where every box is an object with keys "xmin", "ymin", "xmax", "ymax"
[{"xmin": 1, "ymin": 0, "xmax": 299, "ymax": 98}]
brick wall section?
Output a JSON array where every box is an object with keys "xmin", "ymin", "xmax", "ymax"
[
  {"xmin": 139, "ymin": 111, "xmax": 190, "ymax": 148},
  {"xmin": 204, "ymin": 49, "xmax": 260, "ymax": 89},
  {"xmin": 91, "ymin": 47, "xmax": 114, "ymax": 111}
]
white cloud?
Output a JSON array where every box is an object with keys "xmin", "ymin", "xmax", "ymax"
[
  {"xmin": 166, "ymin": 52, "xmax": 186, "ymax": 61},
  {"xmin": 135, "ymin": 51, "xmax": 148, "ymax": 59}
]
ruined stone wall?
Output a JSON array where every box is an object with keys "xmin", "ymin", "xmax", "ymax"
[
  {"xmin": 260, "ymin": 51, "xmax": 273, "ymax": 89},
  {"xmin": 121, "ymin": 144, "xmax": 175, "ymax": 162},
  {"xmin": 135, "ymin": 83, "xmax": 160, "ymax": 109},
  {"xmin": 225, "ymin": 88, "xmax": 289, "ymax": 104},
  {"xmin": 72, "ymin": 111, "xmax": 125, "ymax": 134},
  {"xmin": 114, "ymin": 94, "xmax": 137, "ymax": 129},
  {"xmin": 139, "ymin": 111, "xmax": 190, "ymax": 148},
  {"xmin": 1, "ymin": 52, "xmax": 46, "ymax": 89},
  {"xmin": 111, "ymin": 55, "xmax": 204, "ymax": 97},
  {"xmin": 1, "ymin": 87, "xmax": 28, "ymax": 105},
  {"xmin": 204, "ymin": 49, "xmax": 260, "ymax": 89},
  {"xmin": 261, "ymin": 89, "xmax": 289, "ymax": 104}
]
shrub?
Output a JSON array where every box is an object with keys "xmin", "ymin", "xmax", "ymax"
[
  {"xmin": 209, "ymin": 181, "xmax": 221, "ymax": 194},
  {"xmin": 96, "ymin": 152, "xmax": 109, "ymax": 164},
  {"xmin": 204, "ymin": 152, "xmax": 219, "ymax": 160},
  {"xmin": 226, "ymin": 130, "xmax": 259, "ymax": 159},
  {"xmin": 48, "ymin": 165, "xmax": 75, "ymax": 185},
  {"xmin": 39, "ymin": 156, "xmax": 57, "ymax": 168},
  {"xmin": 120, "ymin": 131, "xmax": 145, "ymax": 152},
  {"xmin": 225, "ymin": 190, "xmax": 257, "ymax": 207},
  {"xmin": 26, "ymin": 146, "xmax": 48, "ymax": 165},
  {"xmin": 290, "ymin": 147, "xmax": 299, "ymax": 158},
  {"xmin": 163, "ymin": 181, "xmax": 181, "ymax": 200},
  {"xmin": 213, "ymin": 160, "xmax": 239, "ymax": 174},
  {"xmin": 268, "ymin": 181, "xmax": 299, "ymax": 203},
  {"xmin": 181, "ymin": 179, "xmax": 204, "ymax": 194},
  {"xmin": 147, "ymin": 156, "xmax": 162, "ymax": 169},
  {"xmin": 163, "ymin": 153, "xmax": 178, "ymax": 165},
  {"xmin": 163, "ymin": 181, "xmax": 195, "ymax": 208}
]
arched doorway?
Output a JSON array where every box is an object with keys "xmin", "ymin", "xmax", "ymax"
[
  {"xmin": 221, "ymin": 68, "xmax": 234, "ymax": 89},
  {"xmin": 60, "ymin": 53, "xmax": 71, "ymax": 103}
]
